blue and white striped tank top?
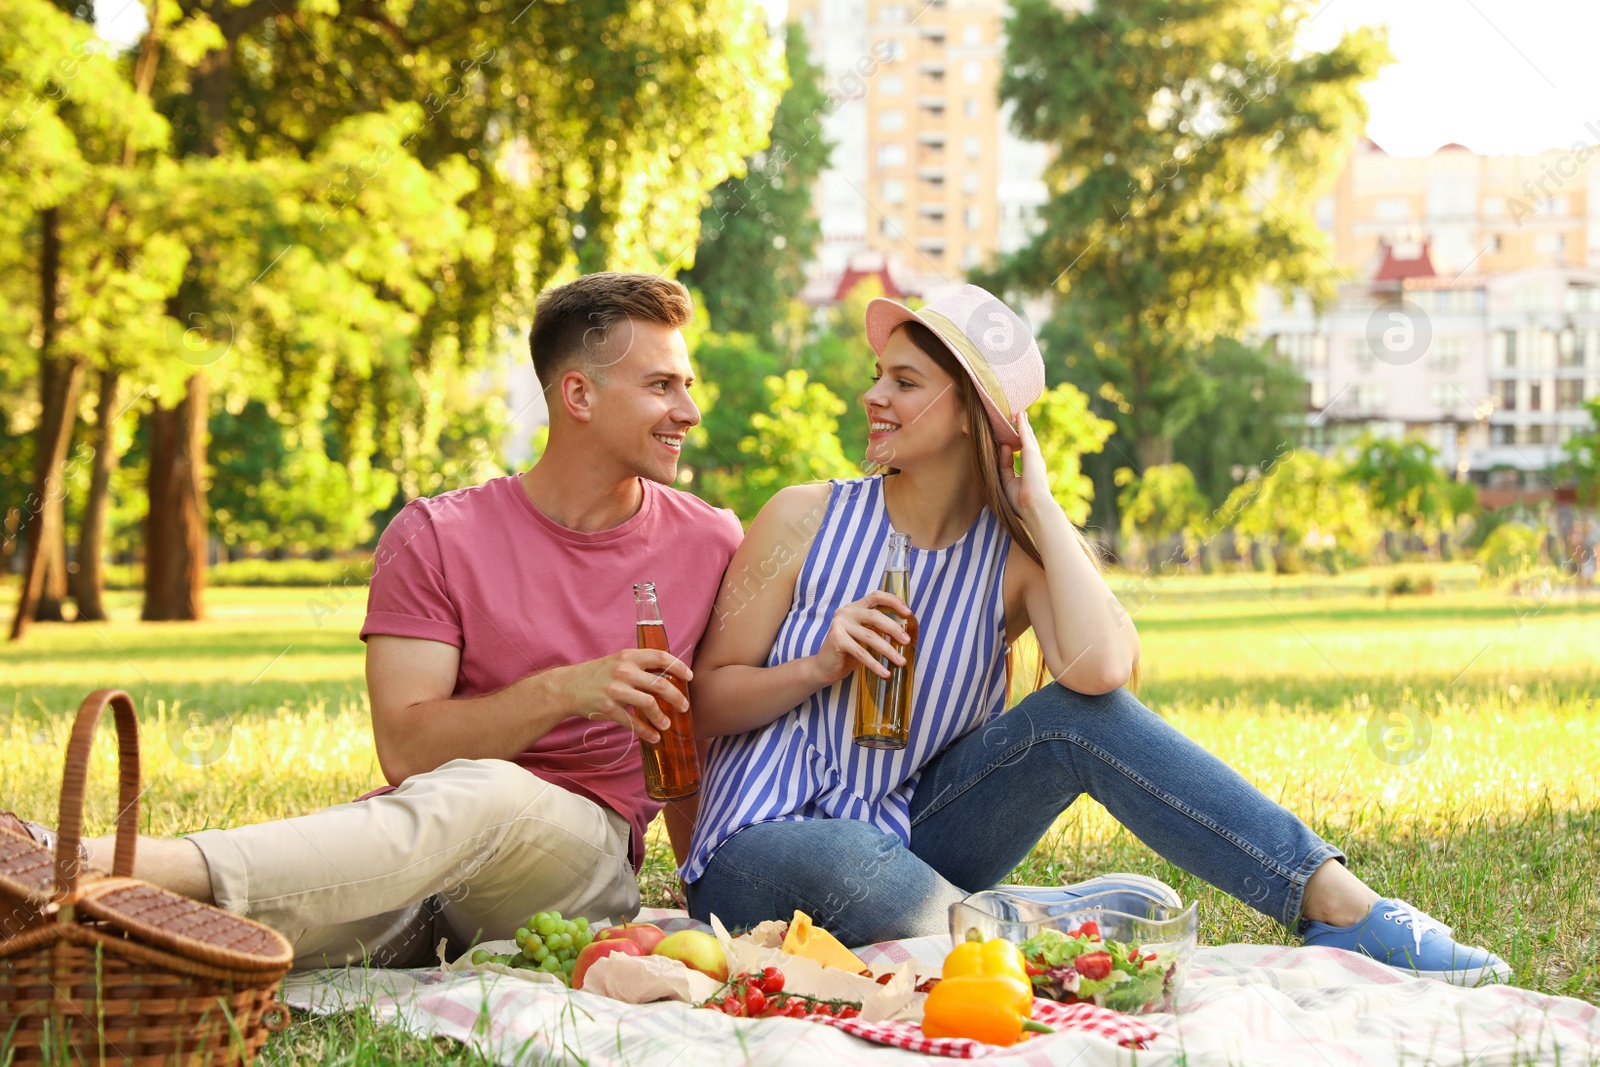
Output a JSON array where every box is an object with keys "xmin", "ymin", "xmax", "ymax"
[{"xmin": 681, "ymin": 475, "xmax": 1012, "ymax": 883}]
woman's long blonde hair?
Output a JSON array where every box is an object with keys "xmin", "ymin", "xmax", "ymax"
[{"xmin": 869, "ymin": 321, "xmax": 1113, "ymax": 698}]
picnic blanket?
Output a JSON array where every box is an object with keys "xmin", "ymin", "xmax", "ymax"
[{"xmin": 281, "ymin": 911, "xmax": 1600, "ymax": 1066}]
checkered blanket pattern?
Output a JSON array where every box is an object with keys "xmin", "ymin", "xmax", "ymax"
[{"xmin": 805, "ymin": 999, "xmax": 1160, "ymax": 1056}]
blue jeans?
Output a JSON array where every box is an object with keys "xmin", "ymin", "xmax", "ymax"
[{"xmin": 686, "ymin": 684, "xmax": 1344, "ymax": 946}]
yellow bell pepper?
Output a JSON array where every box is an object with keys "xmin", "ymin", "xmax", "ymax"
[
  {"xmin": 921, "ymin": 975, "xmax": 1053, "ymax": 1046},
  {"xmin": 942, "ymin": 939, "xmax": 1033, "ymax": 1006},
  {"xmin": 920, "ymin": 939, "xmax": 1052, "ymax": 1046}
]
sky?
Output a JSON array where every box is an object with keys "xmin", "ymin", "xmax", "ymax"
[
  {"xmin": 94, "ymin": 0, "xmax": 1600, "ymax": 159},
  {"xmin": 1298, "ymin": 0, "xmax": 1600, "ymax": 157}
]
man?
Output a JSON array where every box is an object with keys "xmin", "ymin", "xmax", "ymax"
[{"xmin": 1, "ymin": 272, "xmax": 743, "ymax": 969}]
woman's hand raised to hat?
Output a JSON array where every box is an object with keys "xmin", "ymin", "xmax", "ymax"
[{"xmin": 998, "ymin": 411, "xmax": 1054, "ymax": 521}]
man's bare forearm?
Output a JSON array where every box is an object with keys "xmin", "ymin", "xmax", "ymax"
[{"xmin": 376, "ymin": 667, "xmax": 574, "ymax": 784}]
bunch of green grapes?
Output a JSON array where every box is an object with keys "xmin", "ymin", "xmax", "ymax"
[{"xmin": 470, "ymin": 911, "xmax": 593, "ymax": 985}]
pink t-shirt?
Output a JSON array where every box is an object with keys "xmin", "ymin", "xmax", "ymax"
[{"xmin": 359, "ymin": 474, "xmax": 743, "ymax": 868}]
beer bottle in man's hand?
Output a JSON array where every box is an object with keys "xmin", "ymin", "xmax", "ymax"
[{"xmin": 633, "ymin": 582, "xmax": 701, "ymax": 800}]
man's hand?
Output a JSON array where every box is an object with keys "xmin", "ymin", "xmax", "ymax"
[
  {"xmin": 559, "ymin": 648, "xmax": 691, "ymax": 745},
  {"xmin": 365, "ymin": 635, "xmax": 693, "ymax": 784}
]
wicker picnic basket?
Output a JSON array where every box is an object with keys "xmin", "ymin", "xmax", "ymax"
[{"xmin": 0, "ymin": 689, "xmax": 294, "ymax": 1065}]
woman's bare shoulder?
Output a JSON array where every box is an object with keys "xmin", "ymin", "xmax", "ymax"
[{"xmin": 749, "ymin": 483, "xmax": 836, "ymax": 539}]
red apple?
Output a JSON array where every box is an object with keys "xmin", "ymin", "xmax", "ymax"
[
  {"xmin": 571, "ymin": 937, "xmax": 645, "ymax": 990},
  {"xmin": 651, "ymin": 929, "xmax": 728, "ymax": 982},
  {"xmin": 594, "ymin": 922, "xmax": 667, "ymax": 954}
]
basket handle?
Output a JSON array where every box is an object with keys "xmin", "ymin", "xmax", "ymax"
[{"xmin": 54, "ymin": 688, "xmax": 141, "ymax": 896}]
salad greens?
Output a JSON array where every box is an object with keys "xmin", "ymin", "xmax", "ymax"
[{"xmin": 1017, "ymin": 921, "xmax": 1173, "ymax": 1013}]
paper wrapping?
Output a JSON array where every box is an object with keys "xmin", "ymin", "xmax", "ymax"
[{"xmin": 445, "ymin": 920, "xmax": 938, "ymax": 1022}]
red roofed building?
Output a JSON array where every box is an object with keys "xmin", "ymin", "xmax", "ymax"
[
  {"xmin": 1373, "ymin": 240, "xmax": 1438, "ymax": 284},
  {"xmin": 834, "ymin": 262, "xmax": 905, "ymax": 302}
]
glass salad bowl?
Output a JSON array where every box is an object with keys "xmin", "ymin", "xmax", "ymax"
[{"xmin": 949, "ymin": 886, "xmax": 1199, "ymax": 1014}]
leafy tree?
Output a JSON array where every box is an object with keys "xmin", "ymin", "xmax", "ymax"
[
  {"xmin": 977, "ymin": 0, "xmax": 1390, "ymax": 468},
  {"xmin": 678, "ymin": 331, "xmax": 785, "ymax": 506},
  {"xmin": 1115, "ymin": 462, "xmax": 1208, "ymax": 570},
  {"xmin": 1030, "ymin": 383, "xmax": 1116, "ymax": 526},
  {"xmin": 4, "ymin": 0, "xmax": 785, "ymax": 635},
  {"xmin": 1476, "ymin": 521, "xmax": 1550, "ymax": 589},
  {"xmin": 1560, "ymin": 397, "xmax": 1600, "ymax": 507},
  {"xmin": 1, "ymin": 0, "xmax": 168, "ymax": 637},
  {"xmin": 1171, "ymin": 338, "xmax": 1307, "ymax": 504},
  {"xmin": 1226, "ymin": 449, "xmax": 1375, "ymax": 573},
  {"xmin": 700, "ymin": 370, "xmax": 857, "ymax": 521},
  {"xmin": 1344, "ymin": 433, "xmax": 1476, "ymax": 555},
  {"xmin": 794, "ymin": 275, "xmax": 893, "ymax": 465},
  {"xmin": 682, "ymin": 23, "xmax": 832, "ymax": 348}
]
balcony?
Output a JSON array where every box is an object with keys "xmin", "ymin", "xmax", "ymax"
[
  {"xmin": 917, "ymin": 204, "xmax": 947, "ymax": 219},
  {"xmin": 918, "ymin": 96, "xmax": 946, "ymax": 114},
  {"xmin": 918, "ymin": 61, "xmax": 946, "ymax": 77},
  {"xmin": 918, "ymin": 167, "xmax": 946, "ymax": 185},
  {"xmin": 917, "ymin": 132, "xmax": 947, "ymax": 147}
]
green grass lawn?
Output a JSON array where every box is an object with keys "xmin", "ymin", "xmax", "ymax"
[{"xmin": 2, "ymin": 565, "xmax": 1596, "ymax": 1063}]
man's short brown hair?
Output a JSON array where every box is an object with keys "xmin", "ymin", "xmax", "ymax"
[{"xmin": 529, "ymin": 272, "xmax": 694, "ymax": 389}]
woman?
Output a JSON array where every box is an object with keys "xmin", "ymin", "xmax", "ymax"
[{"xmin": 681, "ymin": 285, "xmax": 1507, "ymax": 986}]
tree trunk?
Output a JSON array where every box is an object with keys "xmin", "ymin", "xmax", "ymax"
[
  {"xmin": 10, "ymin": 207, "xmax": 86, "ymax": 641},
  {"xmin": 75, "ymin": 368, "xmax": 121, "ymax": 622},
  {"xmin": 142, "ymin": 372, "xmax": 208, "ymax": 621},
  {"xmin": 1135, "ymin": 434, "xmax": 1173, "ymax": 469}
]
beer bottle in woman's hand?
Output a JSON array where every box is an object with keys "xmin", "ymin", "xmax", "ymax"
[
  {"xmin": 634, "ymin": 582, "xmax": 701, "ymax": 800},
  {"xmin": 854, "ymin": 532, "xmax": 918, "ymax": 749}
]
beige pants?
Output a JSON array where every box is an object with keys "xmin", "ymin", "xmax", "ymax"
[{"xmin": 187, "ymin": 759, "xmax": 640, "ymax": 971}]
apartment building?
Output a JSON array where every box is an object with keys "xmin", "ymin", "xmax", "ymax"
[
  {"xmin": 790, "ymin": 0, "xmax": 1049, "ymax": 301},
  {"xmin": 1252, "ymin": 140, "xmax": 1600, "ymax": 481},
  {"xmin": 1323, "ymin": 138, "xmax": 1600, "ymax": 279},
  {"xmin": 1259, "ymin": 253, "xmax": 1600, "ymax": 480}
]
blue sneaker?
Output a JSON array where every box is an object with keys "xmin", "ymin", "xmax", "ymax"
[{"xmin": 1301, "ymin": 898, "xmax": 1512, "ymax": 986}]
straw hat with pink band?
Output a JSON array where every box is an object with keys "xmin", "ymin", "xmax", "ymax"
[{"xmin": 864, "ymin": 284, "xmax": 1047, "ymax": 451}]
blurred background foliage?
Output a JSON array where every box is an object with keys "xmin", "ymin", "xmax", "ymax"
[{"xmin": 3, "ymin": 0, "xmax": 1595, "ymax": 633}]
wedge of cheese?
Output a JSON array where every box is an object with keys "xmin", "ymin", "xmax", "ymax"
[{"xmin": 781, "ymin": 910, "xmax": 868, "ymax": 972}]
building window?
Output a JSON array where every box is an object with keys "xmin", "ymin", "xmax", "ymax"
[
  {"xmin": 964, "ymin": 97, "xmax": 979, "ymax": 118},
  {"xmin": 1429, "ymin": 336, "xmax": 1465, "ymax": 372},
  {"xmin": 879, "ymin": 39, "xmax": 906, "ymax": 62},
  {"xmin": 962, "ymin": 244, "xmax": 980, "ymax": 268},
  {"xmin": 961, "ymin": 60, "xmax": 982, "ymax": 83},
  {"xmin": 962, "ymin": 171, "xmax": 979, "ymax": 195},
  {"xmin": 1523, "ymin": 424, "xmax": 1546, "ymax": 445},
  {"xmin": 881, "ymin": 179, "xmax": 906, "ymax": 204},
  {"xmin": 1375, "ymin": 198, "xmax": 1409, "ymax": 221},
  {"xmin": 1493, "ymin": 329, "xmax": 1518, "ymax": 370},
  {"xmin": 963, "ymin": 134, "xmax": 980, "ymax": 159},
  {"xmin": 1493, "ymin": 424, "xmax": 1514, "ymax": 445},
  {"xmin": 880, "ymin": 75, "xmax": 905, "ymax": 95},
  {"xmin": 1272, "ymin": 333, "xmax": 1327, "ymax": 372},
  {"xmin": 879, "ymin": 4, "xmax": 909, "ymax": 23},
  {"xmin": 1492, "ymin": 379, "xmax": 1516, "ymax": 411},
  {"xmin": 1353, "ymin": 383, "xmax": 1387, "ymax": 413},
  {"xmin": 1535, "ymin": 233, "xmax": 1566, "ymax": 256},
  {"xmin": 964, "ymin": 206, "xmax": 980, "ymax": 231},
  {"xmin": 1429, "ymin": 382, "xmax": 1463, "ymax": 409},
  {"xmin": 1558, "ymin": 380, "xmax": 1585, "ymax": 409},
  {"xmin": 962, "ymin": 24, "xmax": 982, "ymax": 44},
  {"xmin": 1528, "ymin": 382, "xmax": 1543, "ymax": 411},
  {"xmin": 879, "ymin": 109, "xmax": 905, "ymax": 132},
  {"xmin": 1559, "ymin": 328, "xmax": 1580, "ymax": 366},
  {"xmin": 879, "ymin": 214, "xmax": 904, "ymax": 236},
  {"xmin": 878, "ymin": 143, "xmax": 906, "ymax": 167}
]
